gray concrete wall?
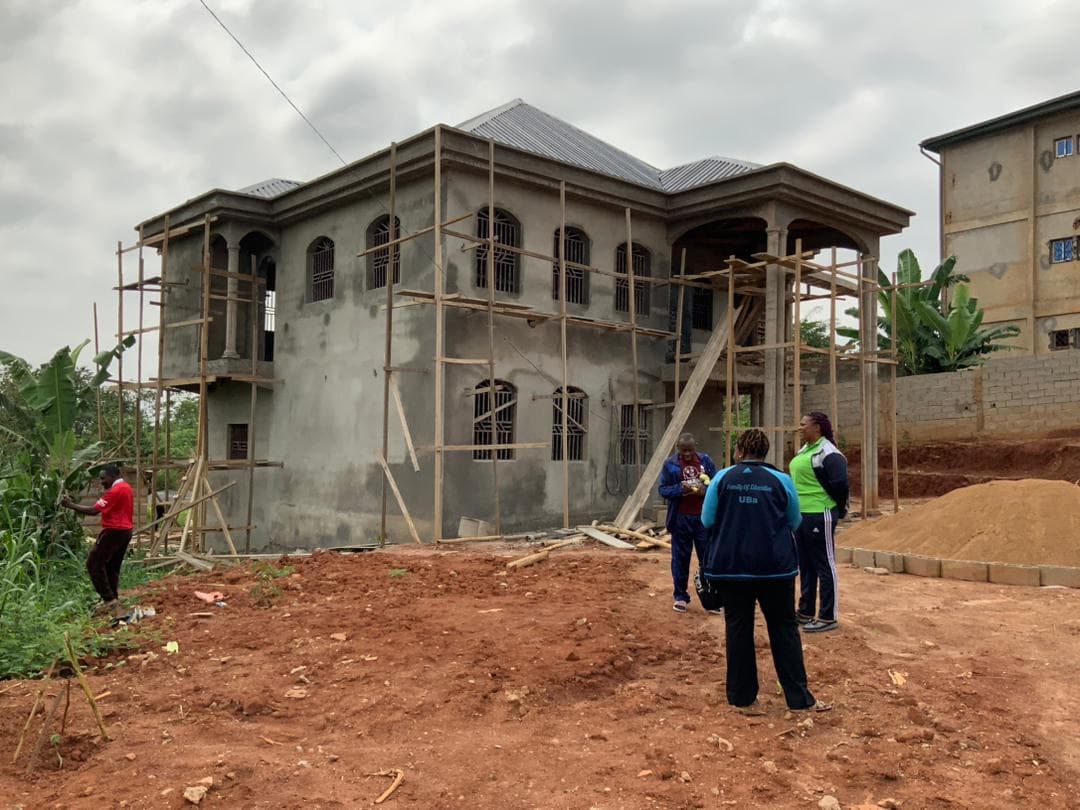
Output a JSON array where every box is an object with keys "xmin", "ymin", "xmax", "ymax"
[
  {"xmin": 940, "ymin": 107, "xmax": 1080, "ymax": 354},
  {"xmin": 802, "ymin": 350, "xmax": 1080, "ymax": 444}
]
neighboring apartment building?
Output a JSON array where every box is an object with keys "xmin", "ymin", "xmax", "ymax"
[
  {"xmin": 921, "ymin": 90, "xmax": 1080, "ymax": 355},
  {"xmin": 135, "ymin": 100, "xmax": 909, "ymax": 548}
]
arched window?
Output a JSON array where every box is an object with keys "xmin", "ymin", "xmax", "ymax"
[
  {"xmin": 475, "ymin": 208, "xmax": 521, "ymax": 293},
  {"xmin": 615, "ymin": 242, "xmax": 651, "ymax": 315},
  {"xmin": 367, "ymin": 216, "xmax": 401, "ymax": 289},
  {"xmin": 308, "ymin": 237, "xmax": 335, "ymax": 302},
  {"xmin": 473, "ymin": 379, "xmax": 517, "ymax": 460},
  {"xmin": 552, "ymin": 386, "xmax": 587, "ymax": 461},
  {"xmin": 552, "ymin": 228, "xmax": 589, "ymax": 305}
]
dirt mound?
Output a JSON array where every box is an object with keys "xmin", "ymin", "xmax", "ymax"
[{"xmin": 842, "ymin": 479, "xmax": 1080, "ymax": 566}]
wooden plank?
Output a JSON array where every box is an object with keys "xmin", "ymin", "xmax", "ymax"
[
  {"xmin": 204, "ymin": 474, "xmax": 239, "ymax": 556},
  {"xmin": 485, "ymin": 140, "xmax": 502, "ymax": 536},
  {"xmin": 674, "ymin": 248, "xmax": 686, "ymax": 402},
  {"xmin": 175, "ymin": 550, "xmax": 214, "ymax": 571},
  {"xmin": 612, "ymin": 306, "xmax": 739, "ymax": 528},
  {"xmin": 596, "ymin": 524, "xmax": 670, "ymax": 550},
  {"xmin": 389, "ymin": 374, "xmax": 420, "ymax": 473},
  {"xmin": 506, "ymin": 536, "xmax": 583, "ymax": 569},
  {"xmin": 380, "ymin": 142, "xmax": 398, "ymax": 542},
  {"xmin": 558, "ymin": 181, "xmax": 570, "ymax": 529},
  {"xmin": 433, "ymin": 126, "xmax": 445, "ymax": 543},
  {"xmin": 377, "ymin": 452, "xmax": 422, "ymax": 545},
  {"xmin": 355, "ymin": 213, "xmax": 472, "ymax": 257},
  {"xmin": 578, "ymin": 526, "xmax": 637, "ymax": 550}
]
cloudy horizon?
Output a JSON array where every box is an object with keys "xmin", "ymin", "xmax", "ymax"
[{"xmin": 2, "ymin": 0, "xmax": 1077, "ymax": 367}]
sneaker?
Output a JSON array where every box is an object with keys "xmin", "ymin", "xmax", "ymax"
[
  {"xmin": 795, "ymin": 612, "xmax": 814, "ymax": 626},
  {"xmin": 673, "ymin": 600, "xmax": 689, "ymax": 613},
  {"xmin": 791, "ymin": 700, "xmax": 833, "ymax": 713},
  {"xmin": 734, "ymin": 701, "xmax": 766, "ymax": 716},
  {"xmin": 802, "ymin": 619, "xmax": 839, "ymax": 634},
  {"xmin": 706, "ymin": 608, "xmax": 724, "ymax": 615}
]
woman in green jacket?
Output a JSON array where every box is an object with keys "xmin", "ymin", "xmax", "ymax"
[{"xmin": 788, "ymin": 411, "xmax": 849, "ymax": 634}]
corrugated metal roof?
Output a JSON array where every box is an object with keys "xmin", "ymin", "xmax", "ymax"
[
  {"xmin": 658, "ymin": 156, "xmax": 761, "ymax": 192},
  {"xmin": 458, "ymin": 100, "xmax": 758, "ymax": 192},
  {"xmin": 236, "ymin": 178, "xmax": 302, "ymax": 198}
]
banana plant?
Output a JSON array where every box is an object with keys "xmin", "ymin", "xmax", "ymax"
[{"xmin": 915, "ymin": 284, "xmax": 1021, "ymax": 371}]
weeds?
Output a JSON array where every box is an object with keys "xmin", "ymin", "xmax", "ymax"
[
  {"xmin": 250, "ymin": 561, "xmax": 294, "ymax": 607},
  {"xmin": 388, "ymin": 567, "xmax": 408, "ymax": 578}
]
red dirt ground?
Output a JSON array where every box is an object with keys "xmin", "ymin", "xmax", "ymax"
[
  {"xmin": 2, "ymin": 547, "xmax": 1079, "ymax": 809},
  {"xmin": 848, "ymin": 437, "xmax": 1080, "ymax": 498}
]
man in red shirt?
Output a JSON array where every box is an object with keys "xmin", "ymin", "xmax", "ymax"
[{"xmin": 62, "ymin": 464, "xmax": 134, "ymax": 620}]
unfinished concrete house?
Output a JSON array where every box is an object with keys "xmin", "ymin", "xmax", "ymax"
[
  {"xmin": 132, "ymin": 100, "xmax": 910, "ymax": 549},
  {"xmin": 921, "ymin": 90, "xmax": 1080, "ymax": 354}
]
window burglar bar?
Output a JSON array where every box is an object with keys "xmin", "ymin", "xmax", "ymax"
[
  {"xmin": 473, "ymin": 379, "xmax": 517, "ymax": 460},
  {"xmin": 310, "ymin": 237, "xmax": 335, "ymax": 301},
  {"xmin": 476, "ymin": 209, "xmax": 520, "ymax": 293},
  {"xmin": 264, "ymin": 289, "xmax": 276, "ymax": 333},
  {"xmin": 552, "ymin": 387, "xmax": 587, "ymax": 461},
  {"xmin": 615, "ymin": 243, "xmax": 650, "ymax": 315},
  {"xmin": 1050, "ymin": 236, "xmax": 1076, "ymax": 264},
  {"xmin": 691, "ymin": 288, "xmax": 713, "ymax": 330},
  {"xmin": 228, "ymin": 423, "xmax": 249, "ymax": 460},
  {"xmin": 552, "ymin": 228, "xmax": 589, "ymax": 304},
  {"xmin": 618, "ymin": 404, "xmax": 650, "ymax": 465},
  {"xmin": 369, "ymin": 216, "xmax": 401, "ymax": 289}
]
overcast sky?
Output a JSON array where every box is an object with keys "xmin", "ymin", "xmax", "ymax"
[{"xmin": 1, "ymin": 0, "xmax": 1077, "ymax": 367}]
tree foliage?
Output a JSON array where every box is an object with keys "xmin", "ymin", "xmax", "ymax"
[{"xmin": 837, "ymin": 249, "xmax": 1019, "ymax": 374}]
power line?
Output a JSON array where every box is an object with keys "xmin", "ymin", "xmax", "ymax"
[{"xmin": 197, "ymin": 0, "xmax": 347, "ymax": 166}]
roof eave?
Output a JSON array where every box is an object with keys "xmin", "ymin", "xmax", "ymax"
[{"xmin": 921, "ymin": 89, "xmax": 1080, "ymax": 152}]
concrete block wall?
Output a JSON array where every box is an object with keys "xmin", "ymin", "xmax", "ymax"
[{"xmin": 801, "ymin": 349, "xmax": 1080, "ymax": 443}]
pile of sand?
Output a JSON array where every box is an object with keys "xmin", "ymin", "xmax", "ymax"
[{"xmin": 841, "ymin": 479, "xmax": 1080, "ymax": 567}]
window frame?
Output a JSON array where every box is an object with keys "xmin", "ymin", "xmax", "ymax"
[
  {"xmin": 552, "ymin": 386, "xmax": 587, "ymax": 462},
  {"xmin": 367, "ymin": 215, "xmax": 401, "ymax": 290},
  {"xmin": 614, "ymin": 242, "xmax": 651, "ymax": 316},
  {"xmin": 1050, "ymin": 236, "xmax": 1076, "ymax": 264},
  {"xmin": 308, "ymin": 237, "xmax": 336, "ymax": 302},
  {"xmin": 475, "ymin": 208, "xmax": 522, "ymax": 294},
  {"xmin": 551, "ymin": 227, "xmax": 590, "ymax": 305},
  {"xmin": 1054, "ymin": 136, "xmax": 1074, "ymax": 159},
  {"xmin": 472, "ymin": 379, "xmax": 517, "ymax": 461},
  {"xmin": 227, "ymin": 423, "xmax": 249, "ymax": 460},
  {"xmin": 618, "ymin": 403, "xmax": 651, "ymax": 466}
]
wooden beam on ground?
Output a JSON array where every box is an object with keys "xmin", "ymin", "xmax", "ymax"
[
  {"xmin": 506, "ymin": 536, "xmax": 583, "ymax": 569},
  {"xmin": 611, "ymin": 306, "xmax": 739, "ymax": 528},
  {"xmin": 175, "ymin": 550, "xmax": 214, "ymax": 571},
  {"xmin": 578, "ymin": 526, "xmax": 637, "ymax": 550},
  {"xmin": 597, "ymin": 524, "xmax": 671, "ymax": 549}
]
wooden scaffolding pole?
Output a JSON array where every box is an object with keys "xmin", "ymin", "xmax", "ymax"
[
  {"xmin": 432, "ymin": 126, "xmax": 445, "ymax": 543},
  {"xmin": 245, "ymin": 254, "xmax": 260, "ymax": 552},
  {"xmin": 558, "ymin": 180, "xmax": 570, "ymax": 528},
  {"xmin": 149, "ymin": 215, "xmax": 169, "ymax": 549},
  {"xmin": 115, "ymin": 242, "xmax": 125, "ymax": 450},
  {"xmin": 673, "ymin": 248, "xmax": 686, "ymax": 403},
  {"xmin": 829, "ymin": 247, "xmax": 839, "ymax": 447},
  {"xmin": 890, "ymin": 270, "xmax": 900, "ymax": 513},
  {"xmin": 724, "ymin": 257, "xmax": 736, "ymax": 464},
  {"xmin": 792, "ymin": 239, "xmax": 803, "ymax": 460},
  {"xmin": 625, "ymin": 208, "xmax": 641, "ymax": 480},
  {"xmin": 485, "ymin": 140, "xmax": 502, "ymax": 535},
  {"xmin": 135, "ymin": 226, "xmax": 146, "ymax": 523},
  {"xmin": 196, "ymin": 215, "xmax": 212, "ymax": 549},
  {"xmin": 379, "ymin": 142, "xmax": 398, "ymax": 543},
  {"xmin": 92, "ymin": 302, "xmax": 104, "ymax": 444}
]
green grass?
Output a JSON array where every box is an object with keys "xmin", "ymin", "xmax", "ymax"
[{"xmin": 0, "ymin": 530, "xmax": 170, "ymax": 680}]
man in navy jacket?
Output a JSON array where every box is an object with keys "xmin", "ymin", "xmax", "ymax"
[
  {"xmin": 700, "ymin": 429, "xmax": 828, "ymax": 713},
  {"xmin": 658, "ymin": 433, "xmax": 717, "ymax": 613}
]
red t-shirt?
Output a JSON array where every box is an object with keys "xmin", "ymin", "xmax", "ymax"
[
  {"xmin": 94, "ymin": 480, "xmax": 134, "ymax": 531},
  {"xmin": 677, "ymin": 455, "xmax": 705, "ymax": 515}
]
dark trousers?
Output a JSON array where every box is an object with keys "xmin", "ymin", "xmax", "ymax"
[
  {"xmin": 87, "ymin": 529, "xmax": 132, "ymax": 604},
  {"xmin": 718, "ymin": 578, "xmax": 816, "ymax": 709},
  {"xmin": 795, "ymin": 509, "xmax": 840, "ymax": 622},
  {"xmin": 671, "ymin": 513, "xmax": 707, "ymax": 603}
]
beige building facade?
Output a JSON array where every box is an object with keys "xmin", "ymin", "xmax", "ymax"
[{"xmin": 922, "ymin": 90, "xmax": 1080, "ymax": 355}]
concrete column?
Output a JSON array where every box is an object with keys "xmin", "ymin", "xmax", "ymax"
[
  {"xmin": 858, "ymin": 242, "xmax": 880, "ymax": 513},
  {"xmin": 762, "ymin": 224, "xmax": 788, "ymax": 466},
  {"xmin": 223, "ymin": 244, "xmax": 240, "ymax": 359}
]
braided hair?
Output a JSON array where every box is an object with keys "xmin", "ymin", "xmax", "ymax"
[
  {"xmin": 805, "ymin": 411, "xmax": 835, "ymax": 444},
  {"xmin": 735, "ymin": 428, "xmax": 770, "ymax": 461}
]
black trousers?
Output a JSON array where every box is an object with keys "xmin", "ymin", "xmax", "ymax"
[
  {"xmin": 717, "ymin": 578, "xmax": 816, "ymax": 709},
  {"xmin": 87, "ymin": 529, "xmax": 132, "ymax": 604},
  {"xmin": 795, "ymin": 509, "xmax": 840, "ymax": 622}
]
